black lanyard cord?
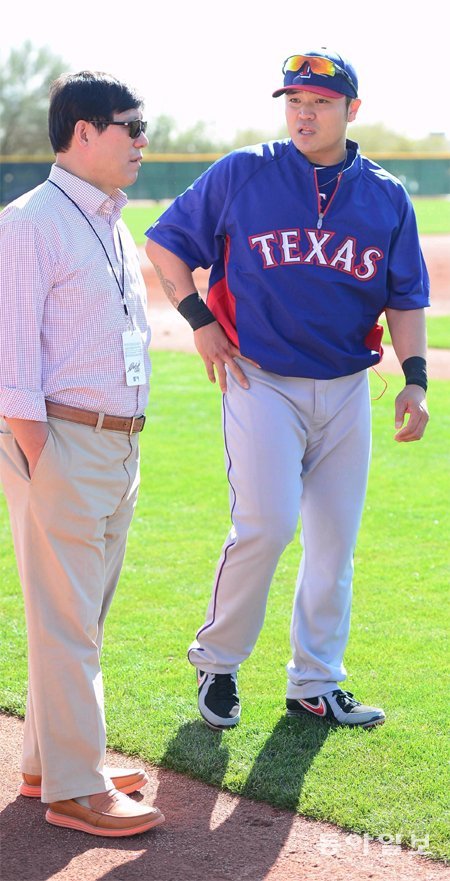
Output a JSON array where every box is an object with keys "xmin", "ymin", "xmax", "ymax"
[{"xmin": 48, "ymin": 179, "xmax": 129, "ymax": 318}]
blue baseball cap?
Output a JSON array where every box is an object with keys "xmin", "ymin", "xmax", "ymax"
[{"xmin": 273, "ymin": 48, "xmax": 358, "ymax": 99}]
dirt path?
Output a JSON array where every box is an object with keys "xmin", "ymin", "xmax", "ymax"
[{"xmin": 1, "ymin": 714, "xmax": 448, "ymax": 881}]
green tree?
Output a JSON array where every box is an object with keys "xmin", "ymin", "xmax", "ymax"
[
  {"xmin": 228, "ymin": 128, "xmax": 279, "ymax": 150},
  {"xmin": 0, "ymin": 42, "xmax": 68, "ymax": 154},
  {"xmin": 147, "ymin": 115, "xmax": 228, "ymax": 154},
  {"xmin": 171, "ymin": 120, "xmax": 225, "ymax": 154},
  {"xmin": 147, "ymin": 114, "xmax": 176, "ymax": 153},
  {"xmin": 348, "ymin": 123, "xmax": 450, "ymax": 154}
]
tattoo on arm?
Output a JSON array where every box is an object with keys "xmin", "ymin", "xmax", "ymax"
[{"xmin": 154, "ymin": 264, "xmax": 179, "ymax": 308}]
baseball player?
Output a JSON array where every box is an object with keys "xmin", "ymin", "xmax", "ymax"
[{"xmin": 145, "ymin": 48, "xmax": 430, "ymax": 730}]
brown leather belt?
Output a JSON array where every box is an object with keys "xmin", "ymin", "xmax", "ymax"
[{"xmin": 45, "ymin": 401, "xmax": 146, "ymax": 434}]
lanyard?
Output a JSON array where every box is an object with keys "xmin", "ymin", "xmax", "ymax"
[{"xmin": 48, "ymin": 179, "xmax": 129, "ymax": 319}]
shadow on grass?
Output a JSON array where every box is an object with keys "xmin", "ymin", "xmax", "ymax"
[
  {"xmin": 161, "ymin": 714, "xmax": 331, "ymax": 810},
  {"xmin": 97, "ymin": 716, "xmax": 331, "ymax": 881},
  {"xmin": 240, "ymin": 715, "xmax": 331, "ymax": 809}
]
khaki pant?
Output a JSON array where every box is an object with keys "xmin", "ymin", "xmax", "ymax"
[{"xmin": 0, "ymin": 416, "xmax": 140, "ymax": 802}]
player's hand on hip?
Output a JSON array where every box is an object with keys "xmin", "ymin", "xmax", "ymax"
[
  {"xmin": 394, "ymin": 385, "xmax": 429, "ymax": 442},
  {"xmin": 194, "ymin": 323, "xmax": 250, "ymax": 392}
]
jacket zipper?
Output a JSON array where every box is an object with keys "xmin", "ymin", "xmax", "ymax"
[{"xmin": 315, "ymin": 170, "xmax": 344, "ymax": 229}]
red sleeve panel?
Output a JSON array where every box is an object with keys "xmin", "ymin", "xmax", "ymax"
[{"xmin": 206, "ymin": 236, "xmax": 240, "ymax": 348}]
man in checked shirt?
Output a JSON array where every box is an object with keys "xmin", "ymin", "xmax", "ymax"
[{"xmin": 0, "ymin": 72, "xmax": 165, "ymax": 836}]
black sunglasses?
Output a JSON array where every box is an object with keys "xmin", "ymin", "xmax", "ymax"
[
  {"xmin": 107, "ymin": 119, "xmax": 148, "ymax": 139},
  {"xmin": 90, "ymin": 118, "xmax": 148, "ymax": 139}
]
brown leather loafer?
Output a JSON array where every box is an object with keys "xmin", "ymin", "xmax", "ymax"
[
  {"xmin": 20, "ymin": 767, "xmax": 149, "ymax": 798},
  {"xmin": 46, "ymin": 788, "xmax": 165, "ymax": 837}
]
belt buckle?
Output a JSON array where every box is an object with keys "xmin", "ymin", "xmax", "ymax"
[{"xmin": 129, "ymin": 415, "xmax": 145, "ymax": 435}]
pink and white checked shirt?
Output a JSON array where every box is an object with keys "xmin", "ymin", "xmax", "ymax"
[{"xmin": 0, "ymin": 165, "xmax": 151, "ymax": 420}]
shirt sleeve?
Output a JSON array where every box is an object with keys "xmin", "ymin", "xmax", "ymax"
[
  {"xmin": 145, "ymin": 155, "xmax": 234, "ymax": 270},
  {"xmin": 385, "ymin": 193, "xmax": 430, "ymax": 311},
  {"xmin": 0, "ymin": 213, "xmax": 53, "ymax": 420}
]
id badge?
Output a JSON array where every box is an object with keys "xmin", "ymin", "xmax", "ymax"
[{"xmin": 122, "ymin": 330, "xmax": 146, "ymax": 386}]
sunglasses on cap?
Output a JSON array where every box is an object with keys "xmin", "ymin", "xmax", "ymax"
[
  {"xmin": 282, "ymin": 55, "xmax": 356, "ymax": 94},
  {"xmin": 90, "ymin": 118, "xmax": 148, "ymax": 139}
]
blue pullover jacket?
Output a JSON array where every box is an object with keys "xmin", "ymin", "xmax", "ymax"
[{"xmin": 146, "ymin": 139, "xmax": 429, "ymax": 378}]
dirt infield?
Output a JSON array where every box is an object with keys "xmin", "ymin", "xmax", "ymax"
[
  {"xmin": 1, "ymin": 714, "xmax": 448, "ymax": 881},
  {"xmin": 141, "ymin": 235, "xmax": 450, "ymax": 378}
]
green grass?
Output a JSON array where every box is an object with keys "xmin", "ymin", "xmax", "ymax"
[
  {"xmin": 379, "ymin": 314, "xmax": 450, "ymax": 349},
  {"xmin": 1, "ymin": 354, "xmax": 449, "ymax": 860},
  {"xmin": 123, "ymin": 197, "xmax": 450, "ymax": 244},
  {"xmin": 122, "ymin": 203, "xmax": 166, "ymax": 243},
  {"xmin": 412, "ymin": 197, "xmax": 450, "ymax": 235}
]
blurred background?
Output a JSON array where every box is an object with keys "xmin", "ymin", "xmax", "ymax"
[{"xmin": 1, "ymin": 0, "xmax": 450, "ymax": 201}]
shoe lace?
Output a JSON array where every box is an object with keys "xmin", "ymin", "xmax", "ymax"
[
  {"xmin": 334, "ymin": 690, "xmax": 359, "ymax": 710},
  {"xmin": 211, "ymin": 674, "xmax": 238, "ymax": 701}
]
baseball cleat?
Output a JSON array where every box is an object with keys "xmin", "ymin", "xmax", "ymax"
[
  {"xmin": 286, "ymin": 689, "xmax": 385, "ymax": 729},
  {"xmin": 197, "ymin": 670, "xmax": 241, "ymax": 730}
]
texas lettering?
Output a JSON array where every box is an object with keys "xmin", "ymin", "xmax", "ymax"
[{"xmin": 248, "ymin": 228, "xmax": 384, "ymax": 280}]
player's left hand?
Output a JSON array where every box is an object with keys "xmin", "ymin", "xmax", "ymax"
[{"xmin": 394, "ymin": 385, "xmax": 429, "ymax": 442}]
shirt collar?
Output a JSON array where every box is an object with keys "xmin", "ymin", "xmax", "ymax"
[
  {"xmin": 49, "ymin": 165, "xmax": 128, "ymax": 217},
  {"xmin": 288, "ymin": 138, "xmax": 360, "ymax": 178}
]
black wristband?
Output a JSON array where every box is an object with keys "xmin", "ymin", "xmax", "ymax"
[
  {"xmin": 402, "ymin": 356, "xmax": 428, "ymax": 392},
  {"xmin": 177, "ymin": 292, "xmax": 216, "ymax": 331}
]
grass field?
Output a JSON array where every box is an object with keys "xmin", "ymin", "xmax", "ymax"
[
  {"xmin": 122, "ymin": 196, "xmax": 450, "ymax": 244},
  {"xmin": 1, "ymin": 353, "xmax": 449, "ymax": 860},
  {"xmin": 380, "ymin": 314, "xmax": 450, "ymax": 349},
  {"xmin": 411, "ymin": 196, "xmax": 450, "ymax": 236}
]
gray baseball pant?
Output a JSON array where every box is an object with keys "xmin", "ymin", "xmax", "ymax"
[{"xmin": 188, "ymin": 363, "xmax": 371, "ymax": 699}]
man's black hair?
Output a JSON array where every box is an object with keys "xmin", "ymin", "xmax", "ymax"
[{"xmin": 48, "ymin": 70, "xmax": 143, "ymax": 153}]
